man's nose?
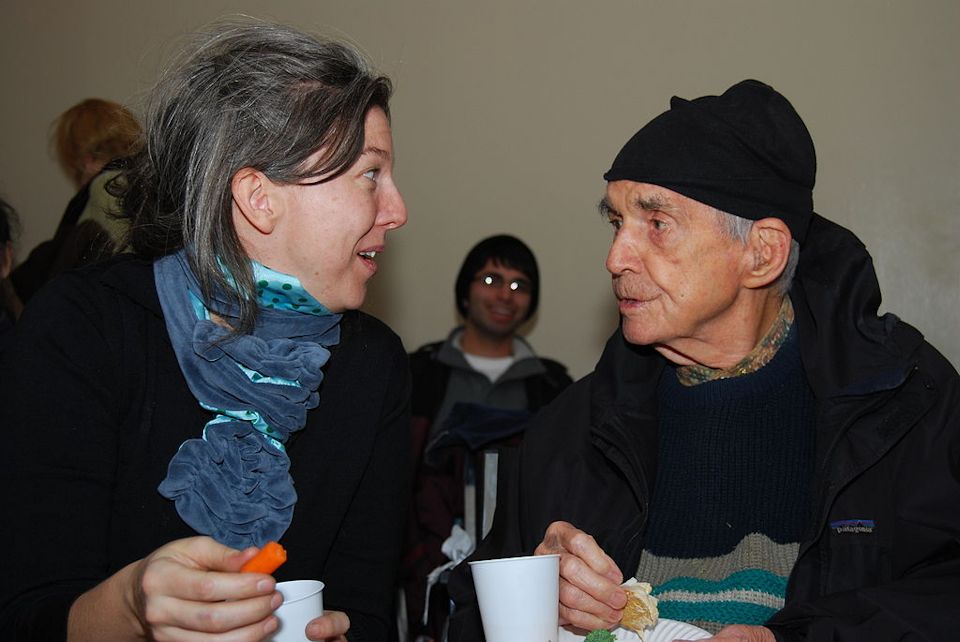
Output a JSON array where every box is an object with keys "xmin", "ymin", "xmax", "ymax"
[
  {"xmin": 606, "ymin": 234, "xmax": 634, "ymax": 275},
  {"xmin": 494, "ymin": 282, "xmax": 515, "ymax": 299}
]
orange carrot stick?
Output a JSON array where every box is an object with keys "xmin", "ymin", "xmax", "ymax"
[{"xmin": 240, "ymin": 541, "xmax": 287, "ymax": 574}]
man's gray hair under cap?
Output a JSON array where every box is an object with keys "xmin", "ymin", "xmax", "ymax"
[{"xmin": 603, "ymin": 79, "xmax": 816, "ymax": 244}]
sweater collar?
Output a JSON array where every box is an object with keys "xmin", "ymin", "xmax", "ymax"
[{"xmin": 676, "ymin": 296, "xmax": 794, "ymax": 386}]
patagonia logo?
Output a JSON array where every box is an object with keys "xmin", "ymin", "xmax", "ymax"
[{"xmin": 830, "ymin": 519, "xmax": 875, "ymax": 534}]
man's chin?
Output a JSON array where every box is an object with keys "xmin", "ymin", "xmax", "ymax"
[{"xmin": 621, "ymin": 321, "xmax": 657, "ymax": 347}]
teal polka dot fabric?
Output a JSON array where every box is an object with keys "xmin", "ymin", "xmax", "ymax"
[{"xmin": 253, "ymin": 263, "xmax": 330, "ymax": 314}]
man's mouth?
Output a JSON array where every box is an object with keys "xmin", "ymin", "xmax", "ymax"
[{"xmin": 489, "ymin": 305, "xmax": 515, "ymax": 320}]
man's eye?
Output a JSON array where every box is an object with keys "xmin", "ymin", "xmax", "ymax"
[
  {"xmin": 608, "ymin": 217, "xmax": 622, "ymax": 230},
  {"xmin": 651, "ymin": 218, "xmax": 667, "ymax": 231}
]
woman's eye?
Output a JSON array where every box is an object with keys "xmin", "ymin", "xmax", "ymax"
[{"xmin": 362, "ymin": 168, "xmax": 379, "ymax": 181}]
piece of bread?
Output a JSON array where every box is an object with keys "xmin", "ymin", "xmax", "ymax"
[{"xmin": 620, "ymin": 582, "xmax": 659, "ymax": 638}]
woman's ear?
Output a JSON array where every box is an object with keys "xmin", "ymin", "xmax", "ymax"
[
  {"xmin": 231, "ymin": 167, "xmax": 279, "ymax": 235},
  {"xmin": 743, "ymin": 217, "xmax": 791, "ymax": 289}
]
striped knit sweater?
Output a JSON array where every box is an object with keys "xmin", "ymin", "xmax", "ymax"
[{"xmin": 634, "ymin": 323, "xmax": 815, "ymax": 634}]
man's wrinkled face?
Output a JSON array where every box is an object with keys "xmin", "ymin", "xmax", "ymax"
[{"xmin": 602, "ymin": 181, "xmax": 750, "ymax": 362}]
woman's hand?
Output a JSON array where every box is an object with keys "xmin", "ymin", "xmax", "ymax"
[
  {"xmin": 534, "ymin": 521, "xmax": 626, "ymax": 631},
  {"xmin": 306, "ymin": 610, "xmax": 350, "ymax": 641},
  {"xmin": 69, "ymin": 536, "xmax": 281, "ymax": 641}
]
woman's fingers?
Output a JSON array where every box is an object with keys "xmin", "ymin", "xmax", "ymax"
[
  {"xmin": 306, "ymin": 610, "xmax": 351, "ymax": 641},
  {"xmin": 147, "ymin": 614, "xmax": 279, "ymax": 642},
  {"xmin": 127, "ymin": 536, "xmax": 283, "ymax": 641},
  {"xmin": 143, "ymin": 590, "xmax": 281, "ymax": 634},
  {"xmin": 141, "ymin": 556, "xmax": 276, "ymax": 604}
]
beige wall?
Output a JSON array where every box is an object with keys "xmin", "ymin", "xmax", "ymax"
[{"xmin": 2, "ymin": 1, "xmax": 957, "ymax": 378}]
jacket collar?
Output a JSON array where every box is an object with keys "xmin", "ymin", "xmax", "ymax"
[
  {"xmin": 435, "ymin": 326, "xmax": 547, "ymax": 381},
  {"xmin": 791, "ymin": 213, "xmax": 923, "ymax": 399}
]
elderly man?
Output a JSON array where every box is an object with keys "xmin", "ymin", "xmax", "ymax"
[{"xmin": 448, "ymin": 80, "xmax": 960, "ymax": 641}]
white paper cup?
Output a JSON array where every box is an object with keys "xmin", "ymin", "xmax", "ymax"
[
  {"xmin": 469, "ymin": 554, "xmax": 559, "ymax": 642},
  {"xmin": 268, "ymin": 580, "xmax": 324, "ymax": 642}
]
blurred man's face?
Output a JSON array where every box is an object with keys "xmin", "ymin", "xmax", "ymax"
[
  {"xmin": 602, "ymin": 181, "xmax": 751, "ymax": 365},
  {"xmin": 464, "ymin": 258, "xmax": 532, "ymax": 340}
]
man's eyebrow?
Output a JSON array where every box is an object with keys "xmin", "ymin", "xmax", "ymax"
[
  {"xmin": 598, "ymin": 198, "xmax": 617, "ymax": 217},
  {"xmin": 361, "ymin": 146, "xmax": 392, "ymax": 160},
  {"xmin": 635, "ymin": 194, "xmax": 671, "ymax": 211}
]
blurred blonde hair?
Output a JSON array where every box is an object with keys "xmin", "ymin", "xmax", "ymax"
[{"xmin": 51, "ymin": 98, "xmax": 141, "ymax": 187}]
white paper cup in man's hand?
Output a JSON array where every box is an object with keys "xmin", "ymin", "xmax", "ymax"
[
  {"xmin": 268, "ymin": 580, "xmax": 324, "ymax": 642},
  {"xmin": 469, "ymin": 554, "xmax": 560, "ymax": 642}
]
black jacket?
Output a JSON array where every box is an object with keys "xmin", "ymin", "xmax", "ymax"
[
  {"xmin": 449, "ymin": 214, "xmax": 960, "ymax": 641},
  {"xmin": 0, "ymin": 255, "xmax": 411, "ymax": 641}
]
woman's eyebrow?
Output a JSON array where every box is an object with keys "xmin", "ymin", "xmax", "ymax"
[{"xmin": 362, "ymin": 146, "xmax": 391, "ymax": 160}]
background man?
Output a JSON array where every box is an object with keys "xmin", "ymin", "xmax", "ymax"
[
  {"xmin": 403, "ymin": 234, "xmax": 572, "ymax": 640},
  {"xmin": 449, "ymin": 80, "xmax": 960, "ymax": 641}
]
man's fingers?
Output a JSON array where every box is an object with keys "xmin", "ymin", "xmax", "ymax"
[
  {"xmin": 540, "ymin": 520, "xmax": 575, "ymax": 552},
  {"xmin": 558, "ymin": 578, "xmax": 623, "ymax": 629},
  {"xmin": 557, "ymin": 552, "xmax": 627, "ymax": 610},
  {"xmin": 541, "ymin": 522, "xmax": 623, "ymax": 583},
  {"xmin": 563, "ymin": 530, "xmax": 623, "ymax": 583}
]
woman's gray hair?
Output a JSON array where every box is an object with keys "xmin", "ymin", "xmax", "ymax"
[
  {"xmin": 116, "ymin": 20, "xmax": 392, "ymax": 330},
  {"xmin": 715, "ymin": 209, "xmax": 800, "ymax": 295}
]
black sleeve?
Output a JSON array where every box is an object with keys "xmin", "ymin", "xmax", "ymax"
[
  {"xmin": 325, "ymin": 337, "xmax": 412, "ymax": 641},
  {"xmin": 0, "ymin": 272, "xmax": 123, "ymax": 640}
]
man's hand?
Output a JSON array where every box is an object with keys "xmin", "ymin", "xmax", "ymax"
[
  {"xmin": 533, "ymin": 521, "xmax": 626, "ymax": 631},
  {"xmin": 691, "ymin": 624, "xmax": 775, "ymax": 642}
]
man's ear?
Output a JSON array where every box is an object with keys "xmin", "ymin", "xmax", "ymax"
[
  {"xmin": 231, "ymin": 167, "xmax": 280, "ymax": 235},
  {"xmin": 743, "ymin": 217, "xmax": 791, "ymax": 289}
]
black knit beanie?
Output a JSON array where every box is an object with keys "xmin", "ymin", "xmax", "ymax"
[{"xmin": 603, "ymin": 79, "xmax": 816, "ymax": 243}]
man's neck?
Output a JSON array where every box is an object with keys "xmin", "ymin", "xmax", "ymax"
[
  {"xmin": 655, "ymin": 292, "xmax": 786, "ymax": 369},
  {"xmin": 459, "ymin": 324, "xmax": 515, "ymax": 357}
]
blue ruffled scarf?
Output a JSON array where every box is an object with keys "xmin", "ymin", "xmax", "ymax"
[{"xmin": 154, "ymin": 249, "xmax": 342, "ymax": 548}]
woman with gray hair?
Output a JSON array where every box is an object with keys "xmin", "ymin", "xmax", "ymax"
[{"xmin": 0, "ymin": 21, "xmax": 408, "ymax": 642}]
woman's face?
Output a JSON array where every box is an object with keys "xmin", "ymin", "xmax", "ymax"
[{"xmin": 265, "ymin": 107, "xmax": 407, "ymax": 312}]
